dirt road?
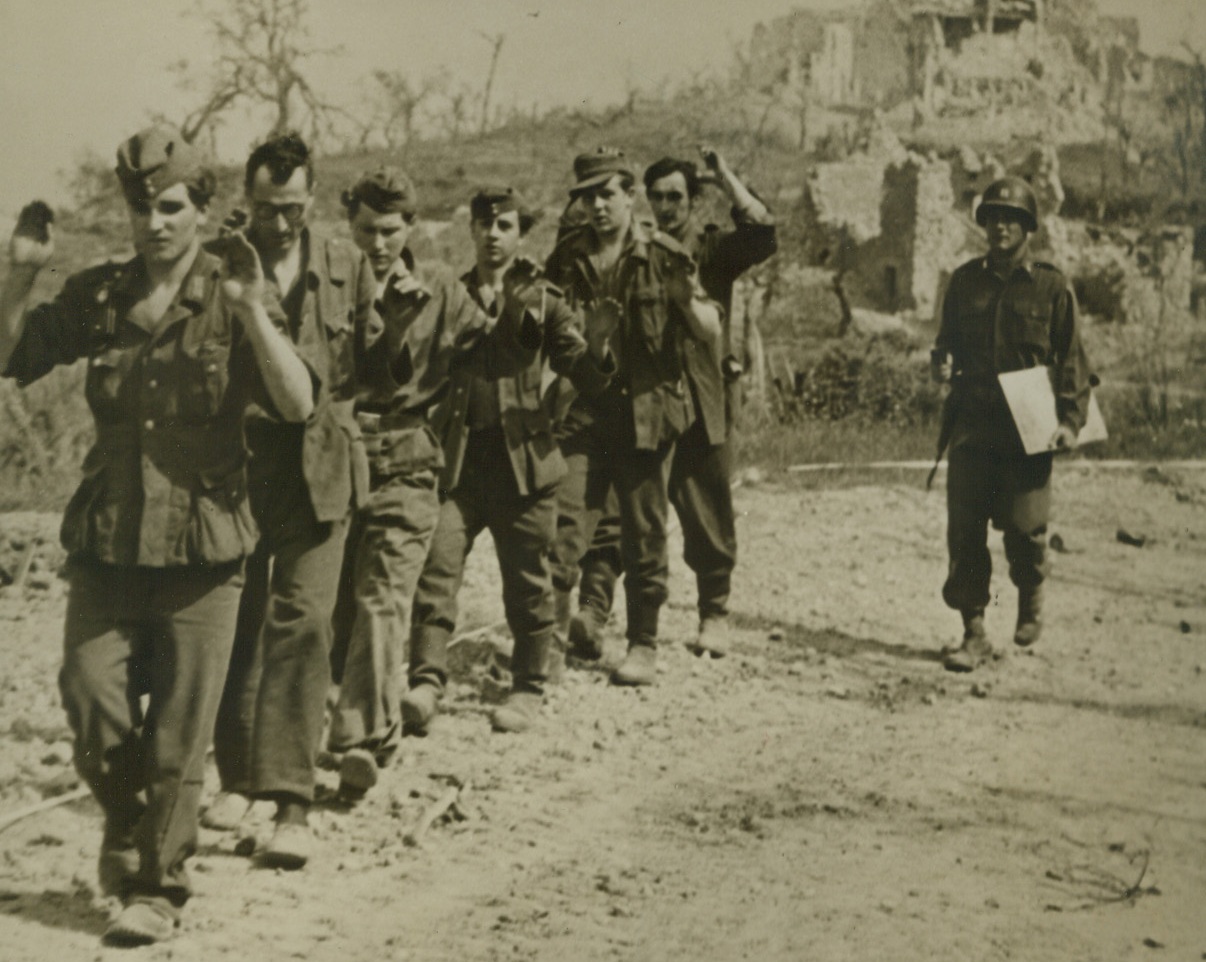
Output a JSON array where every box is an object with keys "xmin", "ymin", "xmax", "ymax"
[{"xmin": 0, "ymin": 464, "xmax": 1203, "ymax": 960}]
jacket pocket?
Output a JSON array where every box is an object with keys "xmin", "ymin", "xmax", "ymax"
[
  {"xmin": 1010, "ymin": 302, "xmax": 1051, "ymax": 354},
  {"xmin": 189, "ymin": 463, "xmax": 257, "ymax": 563},
  {"xmin": 180, "ymin": 341, "xmax": 232, "ymax": 421},
  {"xmin": 84, "ymin": 347, "xmax": 125, "ymax": 414}
]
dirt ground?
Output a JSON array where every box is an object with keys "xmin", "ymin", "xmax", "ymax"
[{"xmin": 0, "ymin": 462, "xmax": 1203, "ymax": 961}]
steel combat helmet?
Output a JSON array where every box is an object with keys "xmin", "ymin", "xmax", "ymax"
[{"xmin": 975, "ymin": 176, "xmax": 1038, "ymax": 233}]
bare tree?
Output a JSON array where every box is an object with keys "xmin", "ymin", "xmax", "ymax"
[
  {"xmin": 364, "ymin": 70, "xmax": 442, "ymax": 152},
  {"xmin": 173, "ymin": 0, "xmax": 345, "ymax": 144},
  {"xmin": 477, "ymin": 32, "xmax": 506, "ymax": 136}
]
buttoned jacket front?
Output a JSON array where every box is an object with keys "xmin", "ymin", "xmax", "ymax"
[
  {"xmin": 436, "ymin": 269, "xmax": 614, "ymax": 496},
  {"xmin": 544, "ymin": 222, "xmax": 703, "ymax": 450},
  {"xmin": 936, "ymin": 255, "xmax": 1091, "ymax": 454},
  {"xmin": 244, "ymin": 230, "xmax": 375, "ymax": 522},
  {"xmin": 5, "ymin": 249, "xmax": 264, "ymax": 567},
  {"xmin": 356, "ymin": 251, "xmax": 541, "ymax": 480}
]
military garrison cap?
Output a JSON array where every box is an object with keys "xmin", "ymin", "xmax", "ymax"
[
  {"xmin": 469, "ymin": 185, "xmax": 537, "ymax": 231},
  {"xmin": 341, "ymin": 167, "xmax": 418, "ymax": 217},
  {"xmin": 569, "ymin": 148, "xmax": 633, "ymax": 197},
  {"xmin": 115, "ymin": 125, "xmax": 214, "ymax": 206}
]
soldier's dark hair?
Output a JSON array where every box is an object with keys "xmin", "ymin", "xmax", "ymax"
[
  {"xmin": 244, "ymin": 134, "xmax": 314, "ymax": 194},
  {"xmin": 643, "ymin": 157, "xmax": 700, "ymax": 199}
]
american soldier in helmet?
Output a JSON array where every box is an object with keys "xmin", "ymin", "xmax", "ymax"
[{"xmin": 929, "ymin": 175, "xmax": 1092, "ymax": 672}]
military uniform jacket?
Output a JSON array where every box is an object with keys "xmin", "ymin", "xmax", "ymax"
[
  {"xmin": 935, "ymin": 254, "xmax": 1091, "ymax": 455},
  {"xmin": 684, "ymin": 208, "xmax": 777, "ymax": 444},
  {"xmin": 356, "ymin": 250, "xmax": 541, "ymax": 480},
  {"xmin": 436, "ymin": 269, "xmax": 615, "ymax": 497},
  {"xmin": 243, "ymin": 231, "xmax": 375, "ymax": 523},
  {"xmin": 544, "ymin": 222, "xmax": 705, "ymax": 451},
  {"xmin": 3, "ymin": 249, "xmax": 269, "ymax": 567}
]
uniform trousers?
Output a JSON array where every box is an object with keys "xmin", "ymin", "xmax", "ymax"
[
  {"xmin": 212, "ymin": 442, "xmax": 349, "ymax": 803},
  {"xmin": 549, "ymin": 400, "xmax": 676, "ymax": 649},
  {"xmin": 328, "ymin": 452, "xmax": 441, "ymax": 756},
  {"xmin": 943, "ymin": 444, "xmax": 1052, "ymax": 614},
  {"xmin": 60, "ymin": 558, "xmax": 245, "ymax": 906},
  {"xmin": 410, "ymin": 425, "xmax": 557, "ymax": 696},
  {"xmin": 576, "ymin": 414, "xmax": 736, "ymax": 622}
]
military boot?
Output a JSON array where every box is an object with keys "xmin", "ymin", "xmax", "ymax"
[
  {"xmin": 568, "ymin": 604, "xmax": 606, "ymax": 661},
  {"xmin": 490, "ymin": 691, "xmax": 543, "ymax": 733},
  {"xmin": 1014, "ymin": 584, "xmax": 1044, "ymax": 647},
  {"xmin": 942, "ymin": 609, "xmax": 994, "ymax": 673},
  {"xmin": 611, "ymin": 644, "xmax": 657, "ymax": 686}
]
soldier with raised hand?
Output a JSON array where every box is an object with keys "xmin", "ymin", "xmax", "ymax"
[
  {"xmin": 545, "ymin": 148, "xmax": 723, "ymax": 687},
  {"xmin": 406, "ymin": 186, "xmax": 615, "ymax": 734},
  {"xmin": 930, "ymin": 175, "xmax": 1091, "ymax": 672},
  {"xmin": 206, "ymin": 134, "xmax": 376, "ymax": 870},
  {"xmin": 569, "ymin": 145, "xmax": 776, "ymax": 660},
  {"xmin": 0, "ymin": 125, "xmax": 314, "ymax": 946},
  {"xmin": 328, "ymin": 168, "xmax": 544, "ymax": 796}
]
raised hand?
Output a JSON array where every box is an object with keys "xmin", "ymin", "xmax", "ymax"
[
  {"xmin": 10, "ymin": 201, "xmax": 55, "ymax": 270},
  {"xmin": 216, "ymin": 226, "xmax": 265, "ymax": 315},
  {"xmin": 663, "ymin": 250, "xmax": 700, "ymax": 310},
  {"xmin": 502, "ymin": 256, "xmax": 543, "ymax": 318},
  {"xmin": 586, "ymin": 296, "xmax": 622, "ymax": 360}
]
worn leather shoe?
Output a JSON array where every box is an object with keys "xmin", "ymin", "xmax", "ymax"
[
  {"xmin": 1013, "ymin": 585, "xmax": 1044, "ymax": 647},
  {"xmin": 689, "ymin": 615, "xmax": 729, "ymax": 658},
  {"xmin": 200, "ymin": 791, "xmax": 250, "ymax": 831},
  {"xmin": 102, "ymin": 899, "xmax": 178, "ymax": 946},
  {"xmin": 338, "ymin": 748, "xmax": 379, "ymax": 799},
  {"xmin": 261, "ymin": 821, "xmax": 314, "ymax": 870},
  {"xmin": 611, "ymin": 645, "xmax": 657, "ymax": 686},
  {"xmin": 490, "ymin": 691, "xmax": 543, "ymax": 733},
  {"xmin": 401, "ymin": 684, "xmax": 440, "ymax": 735}
]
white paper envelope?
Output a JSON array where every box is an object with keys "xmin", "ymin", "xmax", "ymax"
[{"xmin": 998, "ymin": 366, "xmax": 1108, "ymax": 455}]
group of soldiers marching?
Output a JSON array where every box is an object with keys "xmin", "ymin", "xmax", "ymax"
[{"xmin": 0, "ymin": 119, "xmax": 1089, "ymax": 947}]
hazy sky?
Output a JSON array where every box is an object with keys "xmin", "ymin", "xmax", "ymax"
[{"xmin": 0, "ymin": 0, "xmax": 1201, "ymax": 218}]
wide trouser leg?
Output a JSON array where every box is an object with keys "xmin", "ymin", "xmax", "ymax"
[
  {"xmin": 212, "ymin": 544, "xmax": 269, "ymax": 795},
  {"xmin": 329, "ymin": 508, "xmax": 364, "ymax": 686},
  {"xmin": 549, "ymin": 421, "xmax": 611, "ymax": 596},
  {"xmin": 942, "ymin": 445, "xmax": 994, "ymax": 614},
  {"xmin": 491, "ymin": 483, "xmax": 558, "ymax": 696},
  {"xmin": 60, "ymin": 565, "xmax": 149, "ymax": 851},
  {"xmin": 409, "ymin": 488, "xmax": 486, "ymax": 695},
  {"xmin": 246, "ymin": 511, "xmax": 350, "ymax": 801},
  {"xmin": 330, "ymin": 470, "xmax": 440, "ymax": 756},
  {"xmin": 613, "ymin": 431, "xmax": 676, "ymax": 650},
  {"xmin": 576, "ymin": 491, "xmax": 622, "ymax": 620},
  {"xmin": 669, "ymin": 417, "xmax": 737, "ymax": 620},
  {"xmin": 997, "ymin": 452, "xmax": 1053, "ymax": 592},
  {"xmin": 61, "ymin": 561, "xmax": 244, "ymax": 908}
]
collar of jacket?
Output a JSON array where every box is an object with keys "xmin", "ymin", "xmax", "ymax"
[
  {"xmin": 564, "ymin": 219, "xmax": 655, "ymax": 269},
  {"xmin": 979, "ymin": 251, "xmax": 1035, "ymax": 280},
  {"xmin": 113, "ymin": 247, "xmax": 216, "ymax": 334}
]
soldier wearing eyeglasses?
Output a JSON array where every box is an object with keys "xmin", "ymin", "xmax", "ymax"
[
  {"xmin": 566, "ymin": 147, "xmax": 775, "ymax": 661},
  {"xmin": 207, "ymin": 135, "xmax": 376, "ymax": 868}
]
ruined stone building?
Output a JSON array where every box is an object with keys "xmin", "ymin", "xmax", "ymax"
[{"xmin": 744, "ymin": 0, "xmax": 1121, "ymax": 134}]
